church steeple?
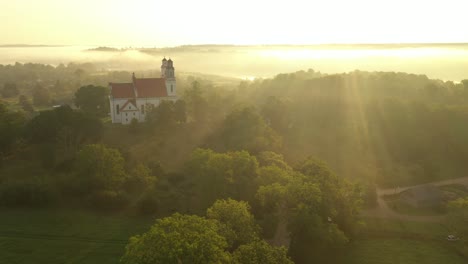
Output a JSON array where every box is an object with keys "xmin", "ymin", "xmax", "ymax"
[
  {"xmin": 161, "ymin": 57, "xmax": 176, "ymax": 97},
  {"xmin": 161, "ymin": 57, "xmax": 175, "ymax": 79}
]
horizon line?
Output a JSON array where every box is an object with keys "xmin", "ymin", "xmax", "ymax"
[{"xmin": 2, "ymin": 42, "xmax": 468, "ymax": 48}]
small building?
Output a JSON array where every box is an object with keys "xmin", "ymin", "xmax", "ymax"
[
  {"xmin": 108, "ymin": 58, "xmax": 177, "ymax": 124},
  {"xmin": 400, "ymin": 184, "xmax": 442, "ymax": 208}
]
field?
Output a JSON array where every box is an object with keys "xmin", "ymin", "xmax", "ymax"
[
  {"xmin": 0, "ymin": 208, "xmax": 153, "ymax": 264},
  {"xmin": 333, "ymin": 218, "xmax": 467, "ymax": 264},
  {"xmin": 336, "ymin": 239, "xmax": 466, "ymax": 264},
  {"xmin": 0, "ymin": 209, "xmax": 466, "ymax": 264}
]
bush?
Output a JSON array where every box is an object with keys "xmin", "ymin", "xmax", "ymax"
[
  {"xmin": 86, "ymin": 190, "xmax": 129, "ymax": 211},
  {"xmin": 0, "ymin": 180, "xmax": 55, "ymax": 207},
  {"xmin": 136, "ymin": 191, "xmax": 159, "ymax": 215}
]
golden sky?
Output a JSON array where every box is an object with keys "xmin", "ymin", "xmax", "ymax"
[{"xmin": 3, "ymin": 0, "xmax": 467, "ymax": 46}]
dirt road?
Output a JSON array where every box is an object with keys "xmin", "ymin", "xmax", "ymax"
[{"xmin": 363, "ymin": 176, "xmax": 468, "ymax": 222}]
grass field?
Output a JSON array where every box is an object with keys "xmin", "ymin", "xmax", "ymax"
[
  {"xmin": 335, "ymin": 217, "xmax": 468, "ymax": 264},
  {"xmin": 0, "ymin": 209, "xmax": 466, "ymax": 264},
  {"xmin": 0, "ymin": 208, "xmax": 153, "ymax": 264},
  {"xmin": 335, "ymin": 239, "xmax": 466, "ymax": 264}
]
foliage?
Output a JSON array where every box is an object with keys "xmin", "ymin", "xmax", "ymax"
[
  {"xmin": 232, "ymin": 240, "xmax": 293, "ymax": 264},
  {"xmin": 32, "ymin": 84, "xmax": 50, "ymax": 106},
  {"xmin": 121, "ymin": 213, "xmax": 230, "ymax": 264},
  {"xmin": 18, "ymin": 94, "xmax": 34, "ymax": 113},
  {"xmin": 174, "ymin": 99, "xmax": 187, "ymax": 123},
  {"xmin": 71, "ymin": 144, "xmax": 127, "ymax": 195},
  {"xmin": 1, "ymin": 82, "xmax": 19, "ymax": 98},
  {"xmin": 256, "ymin": 151, "xmax": 291, "ymax": 170},
  {"xmin": 184, "ymin": 80, "xmax": 209, "ymax": 123},
  {"xmin": 146, "ymin": 100, "xmax": 177, "ymax": 130},
  {"xmin": 295, "ymin": 157, "xmax": 363, "ymax": 238},
  {"xmin": 220, "ymin": 106, "xmax": 282, "ymax": 153},
  {"xmin": 0, "ymin": 103, "xmax": 26, "ymax": 158},
  {"xmin": 0, "ymin": 177, "xmax": 54, "ymax": 207},
  {"xmin": 74, "ymin": 85, "xmax": 109, "ymax": 115},
  {"xmin": 185, "ymin": 148, "xmax": 259, "ymax": 212},
  {"xmin": 26, "ymin": 106, "xmax": 102, "ymax": 167},
  {"xmin": 206, "ymin": 198, "xmax": 259, "ymax": 249},
  {"xmin": 257, "ymin": 158, "xmax": 362, "ymax": 263},
  {"xmin": 261, "ymin": 96, "xmax": 292, "ymax": 133},
  {"xmin": 125, "ymin": 163, "xmax": 157, "ymax": 194}
]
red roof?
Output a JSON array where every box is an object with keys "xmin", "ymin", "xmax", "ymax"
[
  {"xmin": 120, "ymin": 100, "xmax": 138, "ymax": 112},
  {"xmin": 110, "ymin": 83, "xmax": 135, "ymax": 98},
  {"xmin": 134, "ymin": 78, "xmax": 167, "ymax": 98}
]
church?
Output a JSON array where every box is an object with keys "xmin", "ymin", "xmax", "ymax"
[{"xmin": 108, "ymin": 58, "xmax": 177, "ymax": 124}]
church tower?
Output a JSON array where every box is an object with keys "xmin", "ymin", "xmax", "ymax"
[{"xmin": 161, "ymin": 57, "xmax": 176, "ymax": 97}]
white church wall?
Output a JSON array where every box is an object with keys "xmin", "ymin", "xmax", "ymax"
[
  {"xmin": 121, "ymin": 111, "xmax": 139, "ymax": 125},
  {"xmin": 110, "ymin": 98, "xmax": 130, "ymax": 123}
]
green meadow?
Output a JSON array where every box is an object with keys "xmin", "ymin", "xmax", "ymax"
[
  {"xmin": 0, "ymin": 209, "xmax": 466, "ymax": 264},
  {"xmin": 0, "ymin": 209, "xmax": 153, "ymax": 264}
]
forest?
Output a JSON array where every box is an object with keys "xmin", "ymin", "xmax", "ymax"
[{"xmin": 1, "ymin": 62, "xmax": 468, "ymax": 263}]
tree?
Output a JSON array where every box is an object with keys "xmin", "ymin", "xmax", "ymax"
[
  {"xmin": 261, "ymin": 96, "xmax": 291, "ymax": 133},
  {"xmin": 146, "ymin": 100, "xmax": 176, "ymax": 130},
  {"xmin": 32, "ymin": 84, "xmax": 50, "ymax": 106},
  {"xmin": 174, "ymin": 99, "xmax": 187, "ymax": 123},
  {"xmin": 185, "ymin": 148, "xmax": 259, "ymax": 212},
  {"xmin": 256, "ymin": 151, "xmax": 292, "ymax": 171},
  {"xmin": 51, "ymin": 80, "xmax": 66, "ymax": 96},
  {"xmin": 184, "ymin": 80, "xmax": 209, "ymax": 123},
  {"xmin": 72, "ymin": 144, "xmax": 127, "ymax": 194},
  {"xmin": 27, "ymin": 105, "xmax": 102, "ymax": 144},
  {"xmin": 1, "ymin": 82, "xmax": 19, "ymax": 98},
  {"xmin": 74, "ymin": 85, "xmax": 109, "ymax": 115},
  {"xmin": 125, "ymin": 163, "xmax": 157, "ymax": 194},
  {"xmin": 207, "ymin": 199, "xmax": 259, "ymax": 249},
  {"xmin": 18, "ymin": 95, "xmax": 34, "ymax": 113},
  {"xmin": 255, "ymin": 158, "xmax": 363, "ymax": 263},
  {"xmin": 0, "ymin": 103, "xmax": 26, "ymax": 158},
  {"xmin": 74, "ymin": 68, "xmax": 86, "ymax": 79},
  {"xmin": 220, "ymin": 107, "xmax": 282, "ymax": 153},
  {"xmin": 295, "ymin": 157, "xmax": 363, "ymax": 238},
  {"xmin": 121, "ymin": 213, "xmax": 230, "ymax": 264},
  {"xmin": 232, "ymin": 240, "xmax": 293, "ymax": 264}
]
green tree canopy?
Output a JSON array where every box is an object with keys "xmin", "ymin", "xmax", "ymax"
[
  {"xmin": 184, "ymin": 80, "xmax": 209, "ymax": 123},
  {"xmin": 121, "ymin": 213, "xmax": 230, "ymax": 264},
  {"xmin": 261, "ymin": 96, "xmax": 292, "ymax": 133},
  {"xmin": 256, "ymin": 158, "xmax": 362, "ymax": 263},
  {"xmin": 146, "ymin": 100, "xmax": 176, "ymax": 130},
  {"xmin": 207, "ymin": 198, "xmax": 259, "ymax": 249},
  {"xmin": 27, "ymin": 105, "xmax": 102, "ymax": 144},
  {"xmin": 0, "ymin": 103, "xmax": 26, "ymax": 158},
  {"xmin": 1, "ymin": 82, "xmax": 19, "ymax": 98},
  {"xmin": 73, "ymin": 144, "xmax": 127, "ymax": 193},
  {"xmin": 18, "ymin": 95, "xmax": 34, "ymax": 113},
  {"xmin": 220, "ymin": 106, "xmax": 282, "ymax": 153},
  {"xmin": 232, "ymin": 239, "xmax": 293, "ymax": 264},
  {"xmin": 74, "ymin": 85, "xmax": 109, "ymax": 115},
  {"xmin": 295, "ymin": 157, "xmax": 363, "ymax": 238},
  {"xmin": 32, "ymin": 84, "xmax": 50, "ymax": 106},
  {"xmin": 185, "ymin": 148, "xmax": 259, "ymax": 211}
]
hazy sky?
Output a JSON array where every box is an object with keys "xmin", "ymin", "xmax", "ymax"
[{"xmin": 2, "ymin": 0, "xmax": 467, "ymax": 46}]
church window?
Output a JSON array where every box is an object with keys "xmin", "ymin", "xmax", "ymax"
[
  {"xmin": 126, "ymin": 113, "xmax": 128, "ymax": 116},
  {"xmin": 116, "ymin": 104, "xmax": 120, "ymax": 114},
  {"xmin": 171, "ymin": 84, "xmax": 173, "ymax": 93},
  {"xmin": 141, "ymin": 104, "xmax": 145, "ymax": 114}
]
